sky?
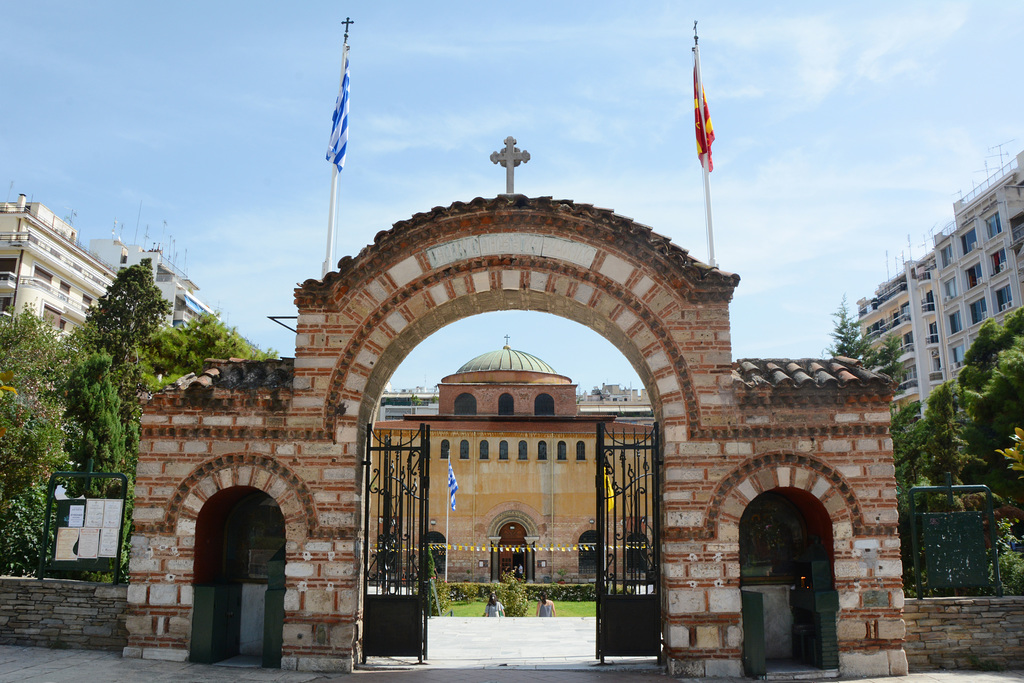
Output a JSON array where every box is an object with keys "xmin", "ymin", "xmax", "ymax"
[{"xmin": 2, "ymin": 2, "xmax": 1022, "ymax": 394}]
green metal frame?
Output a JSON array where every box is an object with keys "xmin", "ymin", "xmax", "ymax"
[
  {"xmin": 908, "ymin": 476, "xmax": 1002, "ymax": 597},
  {"xmin": 36, "ymin": 469, "xmax": 129, "ymax": 584}
]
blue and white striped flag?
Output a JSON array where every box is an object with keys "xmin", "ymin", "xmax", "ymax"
[
  {"xmin": 326, "ymin": 49, "xmax": 350, "ymax": 172},
  {"xmin": 447, "ymin": 460, "xmax": 459, "ymax": 511}
]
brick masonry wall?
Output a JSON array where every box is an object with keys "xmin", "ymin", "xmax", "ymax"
[
  {"xmin": 0, "ymin": 577, "xmax": 127, "ymax": 650},
  {"xmin": 904, "ymin": 597, "xmax": 1024, "ymax": 670}
]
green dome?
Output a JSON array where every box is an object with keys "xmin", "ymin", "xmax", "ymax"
[{"xmin": 457, "ymin": 346, "xmax": 557, "ymax": 375}]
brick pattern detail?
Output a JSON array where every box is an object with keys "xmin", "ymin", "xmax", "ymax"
[
  {"xmin": 128, "ymin": 196, "xmax": 903, "ymax": 675},
  {"xmin": 0, "ymin": 578, "xmax": 127, "ymax": 650}
]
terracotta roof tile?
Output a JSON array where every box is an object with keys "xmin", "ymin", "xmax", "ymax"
[{"xmin": 733, "ymin": 357, "xmax": 893, "ymax": 393}]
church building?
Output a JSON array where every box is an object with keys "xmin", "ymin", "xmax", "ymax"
[{"xmin": 377, "ymin": 344, "xmax": 647, "ymax": 583}]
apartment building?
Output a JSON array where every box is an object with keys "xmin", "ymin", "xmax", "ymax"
[
  {"xmin": 90, "ymin": 238, "xmax": 214, "ymax": 328},
  {"xmin": 0, "ymin": 195, "xmax": 114, "ymax": 331},
  {"xmin": 859, "ymin": 149, "xmax": 1024, "ymax": 406},
  {"xmin": 1, "ymin": 195, "xmax": 217, "ymax": 333}
]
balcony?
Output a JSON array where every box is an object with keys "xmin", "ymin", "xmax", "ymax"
[
  {"xmin": 897, "ymin": 378, "xmax": 920, "ymax": 393},
  {"xmin": 900, "ymin": 343, "xmax": 915, "ymax": 355},
  {"xmin": 0, "ymin": 271, "xmax": 16, "ymax": 289},
  {"xmin": 0, "ymin": 230, "xmax": 111, "ymax": 289},
  {"xmin": 18, "ymin": 276, "xmax": 89, "ymax": 317},
  {"xmin": 921, "ymin": 301, "xmax": 936, "ymax": 313},
  {"xmin": 928, "ymin": 371, "xmax": 944, "ymax": 383},
  {"xmin": 925, "ymin": 334, "xmax": 939, "ymax": 345}
]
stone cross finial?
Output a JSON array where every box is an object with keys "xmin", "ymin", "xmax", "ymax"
[{"xmin": 490, "ymin": 136, "xmax": 530, "ymax": 194}]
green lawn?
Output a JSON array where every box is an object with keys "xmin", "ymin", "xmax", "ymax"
[{"xmin": 446, "ymin": 600, "xmax": 595, "ymax": 617}]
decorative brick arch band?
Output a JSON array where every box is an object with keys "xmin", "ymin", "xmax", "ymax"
[
  {"xmin": 294, "ymin": 196, "xmax": 739, "ymax": 442},
  {"xmin": 153, "ymin": 453, "xmax": 319, "ymax": 539},
  {"xmin": 702, "ymin": 452, "xmax": 867, "ymax": 539},
  {"xmin": 486, "ymin": 507, "xmax": 541, "ymax": 539}
]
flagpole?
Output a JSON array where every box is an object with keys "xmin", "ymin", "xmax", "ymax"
[
  {"xmin": 444, "ymin": 492, "xmax": 449, "ymax": 582},
  {"xmin": 323, "ymin": 41, "xmax": 349, "ymax": 278},
  {"xmin": 693, "ymin": 25, "xmax": 717, "ymax": 268}
]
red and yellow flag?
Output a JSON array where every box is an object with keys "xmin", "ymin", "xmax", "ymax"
[{"xmin": 693, "ymin": 66, "xmax": 715, "ymax": 172}]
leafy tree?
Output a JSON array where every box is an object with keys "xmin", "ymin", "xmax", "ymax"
[
  {"xmin": 141, "ymin": 313, "xmax": 276, "ymax": 390},
  {"xmin": 865, "ymin": 334, "xmax": 905, "ymax": 385},
  {"xmin": 891, "ymin": 401, "xmax": 928, "ymax": 492},
  {"xmin": 921, "ymin": 381, "xmax": 970, "ymax": 485},
  {"xmin": 0, "ymin": 312, "xmax": 77, "ymax": 512},
  {"xmin": 961, "ymin": 337, "xmax": 1024, "ymax": 499},
  {"xmin": 64, "ymin": 353, "xmax": 128, "ymax": 491},
  {"xmin": 0, "ymin": 484, "xmax": 48, "ymax": 576},
  {"xmin": 827, "ymin": 295, "xmax": 871, "ymax": 360},
  {"xmin": 80, "ymin": 259, "xmax": 171, "ymax": 368}
]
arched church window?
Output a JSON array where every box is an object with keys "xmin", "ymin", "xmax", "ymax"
[
  {"xmin": 499, "ymin": 441, "xmax": 509, "ymax": 460},
  {"xmin": 578, "ymin": 530, "xmax": 598, "ymax": 575},
  {"xmin": 440, "ymin": 440, "xmax": 450, "ymax": 460},
  {"xmin": 576, "ymin": 441, "xmax": 586, "ymax": 461},
  {"xmin": 557, "ymin": 441, "xmax": 567, "ymax": 460},
  {"xmin": 537, "ymin": 441, "xmax": 548, "ymax": 460},
  {"xmin": 460, "ymin": 439, "xmax": 469, "ymax": 459},
  {"xmin": 534, "ymin": 393, "xmax": 555, "ymax": 416},
  {"xmin": 480, "ymin": 440, "xmax": 489, "ymax": 460},
  {"xmin": 739, "ymin": 491, "xmax": 807, "ymax": 584},
  {"xmin": 454, "ymin": 393, "xmax": 477, "ymax": 415},
  {"xmin": 426, "ymin": 531, "xmax": 446, "ymax": 576},
  {"xmin": 518, "ymin": 440, "xmax": 528, "ymax": 460},
  {"xmin": 498, "ymin": 393, "xmax": 514, "ymax": 415},
  {"xmin": 626, "ymin": 532, "xmax": 650, "ymax": 573}
]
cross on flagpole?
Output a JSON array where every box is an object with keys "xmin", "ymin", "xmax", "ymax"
[
  {"xmin": 323, "ymin": 18, "xmax": 353, "ymax": 278},
  {"xmin": 490, "ymin": 136, "xmax": 530, "ymax": 195}
]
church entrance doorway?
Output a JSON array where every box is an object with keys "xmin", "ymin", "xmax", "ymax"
[
  {"xmin": 497, "ymin": 521, "xmax": 529, "ymax": 581},
  {"xmin": 190, "ymin": 487, "xmax": 286, "ymax": 667},
  {"xmin": 739, "ymin": 490, "xmax": 838, "ymax": 675}
]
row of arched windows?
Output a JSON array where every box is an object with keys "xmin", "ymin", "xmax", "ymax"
[
  {"xmin": 453, "ymin": 392, "xmax": 556, "ymax": 416},
  {"xmin": 439, "ymin": 439, "xmax": 587, "ymax": 461}
]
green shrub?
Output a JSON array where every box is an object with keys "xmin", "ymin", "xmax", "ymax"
[
  {"xmin": 999, "ymin": 550, "xmax": 1024, "ymax": 596},
  {"xmin": 495, "ymin": 571, "xmax": 529, "ymax": 616}
]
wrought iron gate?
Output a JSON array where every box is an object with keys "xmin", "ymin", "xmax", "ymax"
[
  {"xmin": 596, "ymin": 422, "xmax": 661, "ymax": 662},
  {"xmin": 362, "ymin": 424, "xmax": 430, "ymax": 662}
]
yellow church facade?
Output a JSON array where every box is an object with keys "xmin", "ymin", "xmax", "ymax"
[{"xmin": 376, "ymin": 345, "xmax": 645, "ymax": 583}]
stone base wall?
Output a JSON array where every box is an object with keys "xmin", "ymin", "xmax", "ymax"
[
  {"xmin": 904, "ymin": 596, "xmax": 1024, "ymax": 671},
  {"xmin": 0, "ymin": 577, "xmax": 128, "ymax": 651}
]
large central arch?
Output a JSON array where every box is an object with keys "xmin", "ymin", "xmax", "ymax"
[{"xmin": 294, "ymin": 195, "xmax": 739, "ymax": 445}]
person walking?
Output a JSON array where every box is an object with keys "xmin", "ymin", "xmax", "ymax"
[
  {"xmin": 536, "ymin": 591, "xmax": 556, "ymax": 617},
  {"xmin": 483, "ymin": 592, "xmax": 505, "ymax": 617}
]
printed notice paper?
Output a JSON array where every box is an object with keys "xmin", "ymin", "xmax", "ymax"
[
  {"xmin": 55, "ymin": 527, "xmax": 79, "ymax": 561},
  {"xmin": 67, "ymin": 504, "xmax": 85, "ymax": 528},
  {"xmin": 99, "ymin": 528, "xmax": 119, "ymax": 557},
  {"xmin": 85, "ymin": 499, "xmax": 105, "ymax": 528},
  {"xmin": 77, "ymin": 528, "xmax": 100, "ymax": 559},
  {"xmin": 102, "ymin": 500, "xmax": 122, "ymax": 529}
]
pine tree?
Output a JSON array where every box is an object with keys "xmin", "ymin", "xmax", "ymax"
[
  {"xmin": 64, "ymin": 353, "xmax": 127, "ymax": 486},
  {"xmin": 827, "ymin": 295, "xmax": 871, "ymax": 360}
]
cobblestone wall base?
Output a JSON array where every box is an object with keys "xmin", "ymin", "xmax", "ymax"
[
  {"xmin": 0, "ymin": 577, "xmax": 128, "ymax": 651},
  {"xmin": 904, "ymin": 596, "xmax": 1024, "ymax": 671}
]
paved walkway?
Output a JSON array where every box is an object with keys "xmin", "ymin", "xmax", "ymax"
[{"xmin": 3, "ymin": 616, "xmax": 1024, "ymax": 682}]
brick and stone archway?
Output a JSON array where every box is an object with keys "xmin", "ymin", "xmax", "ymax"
[{"xmin": 128, "ymin": 196, "xmax": 905, "ymax": 677}]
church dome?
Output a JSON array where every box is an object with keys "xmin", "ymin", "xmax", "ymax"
[{"xmin": 457, "ymin": 346, "xmax": 558, "ymax": 375}]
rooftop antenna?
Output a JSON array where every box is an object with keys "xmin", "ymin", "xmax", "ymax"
[
  {"xmin": 6, "ymin": 181, "xmax": 12, "ymax": 204},
  {"xmin": 885, "ymin": 250, "xmax": 890, "ymax": 281},
  {"xmin": 183, "ymin": 248, "xmax": 188, "ymax": 276},
  {"xmin": 907, "ymin": 234, "xmax": 913, "ymax": 264},
  {"xmin": 112, "ymin": 218, "xmax": 117, "ymax": 239},
  {"xmin": 160, "ymin": 220, "xmax": 167, "ymax": 252},
  {"xmin": 134, "ymin": 201, "xmax": 143, "ymax": 244},
  {"xmin": 989, "ymin": 139, "xmax": 1016, "ymax": 168}
]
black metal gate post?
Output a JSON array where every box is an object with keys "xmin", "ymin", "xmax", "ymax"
[
  {"xmin": 362, "ymin": 424, "xmax": 430, "ymax": 662},
  {"xmin": 596, "ymin": 422, "xmax": 661, "ymax": 662}
]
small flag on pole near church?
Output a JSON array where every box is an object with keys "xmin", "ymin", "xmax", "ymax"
[
  {"xmin": 326, "ymin": 47, "xmax": 350, "ymax": 172},
  {"xmin": 448, "ymin": 460, "xmax": 459, "ymax": 511},
  {"xmin": 693, "ymin": 65, "xmax": 714, "ymax": 172}
]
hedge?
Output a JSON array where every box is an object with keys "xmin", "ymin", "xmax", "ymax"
[{"xmin": 437, "ymin": 580, "xmax": 596, "ymax": 602}]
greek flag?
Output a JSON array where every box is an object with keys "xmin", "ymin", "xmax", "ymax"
[
  {"xmin": 326, "ymin": 49, "xmax": 350, "ymax": 172},
  {"xmin": 447, "ymin": 460, "xmax": 459, "ymax": 511}
]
